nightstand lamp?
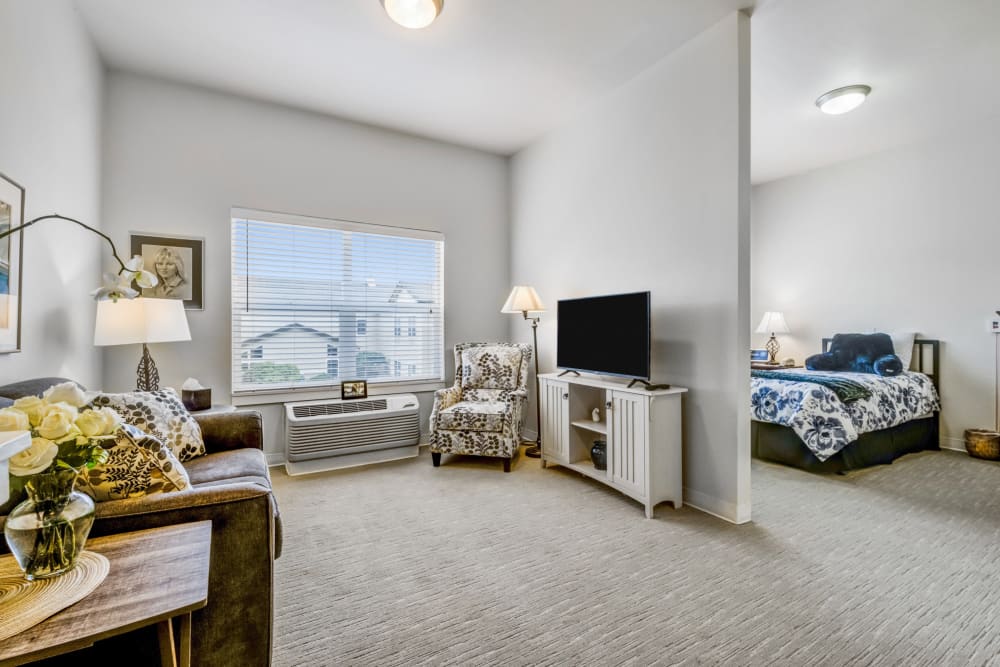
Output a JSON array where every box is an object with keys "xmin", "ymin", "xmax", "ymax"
[{"xmin": 755, "ymin": 311, "xmax": 790, "ymax": 364}]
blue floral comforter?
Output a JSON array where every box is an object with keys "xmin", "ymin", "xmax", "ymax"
[{"xmin": 750, "ymin": 370, "xmax": 941, "ymax": 461}]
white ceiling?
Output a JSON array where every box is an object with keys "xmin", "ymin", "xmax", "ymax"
[
  {"xmin": 752, "ymin": 0, "xmax": 1000, "ymax": 183},
  {"xmin": 74, "ymin": 0, "xmax": 1000, "ymax": 184},
  {"xmin": 74, "ymin": 0, "xmax": 750, "ymax": 154}
]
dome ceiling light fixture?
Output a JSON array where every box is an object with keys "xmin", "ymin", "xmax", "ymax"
[
  {"xmin": 381, "ymin": 0, "xmax": 444, "ymax": 29},
  {"xmin": 815, "ymin": 84, "xmax": 872, "ymax": 115}
]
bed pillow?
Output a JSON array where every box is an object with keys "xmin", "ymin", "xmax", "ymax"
[
  {"xmin": 76, "ymin": 423, "xmax": 190, "ymax": 501},
  {"xmin": 805, "ymin": 333, "xmax": 900, "ymax": 375},
  {"xmin": 886, "ymin": 331, "xmax": 916, "ymax": 370},
  {"xmin": 873, "ymin": 354, "xmax": 903, "ymax": 377},
  {"xmin": 88, "ymin": 388, "xmax": 206, "ymax": 461}
]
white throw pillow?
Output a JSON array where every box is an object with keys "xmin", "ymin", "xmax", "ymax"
[
  {"xmin": 886, "ymin": 331, "xmax": 917, "ymax": 370},
  {"xmin": 88, "ymin": 388, "xmax": 206, "ymax": 461}
]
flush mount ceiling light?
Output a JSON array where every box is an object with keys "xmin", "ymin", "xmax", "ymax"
[
  {"xmin": 381, "ymin": 0, "xmax": 443, "ymax": 29},
  {"xmin": 815, "ymin": 84, "xmax": 872, "ymax": 115}
]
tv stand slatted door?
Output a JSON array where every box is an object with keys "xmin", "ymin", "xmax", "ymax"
[{"xmin": 538, "ymin": 373, "xmax": 686, "ymax": 518}]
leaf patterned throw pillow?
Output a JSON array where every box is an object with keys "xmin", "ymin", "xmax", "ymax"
[
  {"xmin": 461, "ymin": 346, "xmax": 523, "ymax": 391},
  {"xmin": 88, "ymin": 388, "xmax": 206, "ymax": 461},
  {"xmin": 76, "ymin": 423, "xmax": 190, "ymax": 502}
]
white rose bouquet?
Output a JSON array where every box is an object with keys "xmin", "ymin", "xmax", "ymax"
[
  {"xmin": 1, "ymin": 383, "xmax": 126, "ymax": 577},
  {"xmin": 2, "ymin": 383, "xmax": 123, "ymax": 500}
]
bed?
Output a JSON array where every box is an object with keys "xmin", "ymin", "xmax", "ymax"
[{"xmin": 750, "ymin": 338, "xmax": 942, "ymax": 473}]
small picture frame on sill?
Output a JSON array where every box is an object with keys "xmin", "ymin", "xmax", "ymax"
[
  {"xmin": 341, "ymin": 380, "xmax": 368, "ymax": 400},
  {"xmin": 750, "ymin": 349, "xmax": 769, "ymax": 362}
]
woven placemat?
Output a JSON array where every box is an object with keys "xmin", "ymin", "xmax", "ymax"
[{"xmin": 0, "ymin": 550, "xmax": 110, "ymax": 642}]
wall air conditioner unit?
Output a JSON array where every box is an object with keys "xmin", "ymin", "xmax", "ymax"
[{"xmin": 284, "ymin": 393, "xmax": 421, "ymax": 476}]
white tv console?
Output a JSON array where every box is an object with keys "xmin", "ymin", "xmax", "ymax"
[{"xmin": 538, "ymin": 373, "xmax": 686, "ymax": 518}]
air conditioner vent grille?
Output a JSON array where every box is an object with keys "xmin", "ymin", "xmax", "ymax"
[
  {"xmin": 284, "ymin": 393, "xmax": 420, "ymax": 466},
  {"xmin": 292, "ymin": 399, "xmax": 388, "ymax": 418}
]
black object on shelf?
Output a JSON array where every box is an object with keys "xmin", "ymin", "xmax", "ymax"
[{"xmin": 590, "ymin": 439, "xmax": 607, "ymax": 470}]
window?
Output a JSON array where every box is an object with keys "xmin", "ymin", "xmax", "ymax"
[
  {"xmin": 326, "ymin": 345, "xmax": 338, "ymax": 377},
  {"xmin": 231, "ymin": 208, "xmax": 444, "ymax": 393}
]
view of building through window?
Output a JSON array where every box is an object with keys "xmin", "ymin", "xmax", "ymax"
[{"xmin": 231, "ymin": 211, "xmax": 444, "ymax": 393}]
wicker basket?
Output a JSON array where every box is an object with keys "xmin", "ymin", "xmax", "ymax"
[{"xmin": 964, "ymin": 429, "xmax": 1000, "ymax": 460}]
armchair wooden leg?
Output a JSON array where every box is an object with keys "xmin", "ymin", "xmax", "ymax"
[
  {"xmin": 432, "ymin": 452, "xmax": 441, "ymax": 467},
  {"xmin": 503, "ymin": 457, "xmax": 511, "ymax": 473}
]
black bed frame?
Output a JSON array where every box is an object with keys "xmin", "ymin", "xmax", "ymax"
[{"xmin": 751, "ymin": 338, "xmax": 941, "ymax": 473}]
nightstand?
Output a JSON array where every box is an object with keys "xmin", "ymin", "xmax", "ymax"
[{"xmin": 751, "ymin": 362, "xmax": 803, "ymax": 370}]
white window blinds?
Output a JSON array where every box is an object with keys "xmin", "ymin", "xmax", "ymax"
[{"xmin": 231, "ymin": 208, "xmax": 444, "ymax": 394}]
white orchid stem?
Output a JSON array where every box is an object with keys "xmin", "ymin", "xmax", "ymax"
[{"xmin": 0, "ymin": 214, "xmax": 128, "ymax": 273}]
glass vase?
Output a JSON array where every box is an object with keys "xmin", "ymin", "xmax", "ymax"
[{"xmin": 3, "ymin": 468, "xmax": 95, "ymax": 580}]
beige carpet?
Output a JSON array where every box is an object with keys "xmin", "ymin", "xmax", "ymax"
[{"xmin": 271, "ymin": 448, "xmax": 1000, "ymax": 666}]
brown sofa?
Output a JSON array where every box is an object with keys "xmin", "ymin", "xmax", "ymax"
[{"xmin": 0, "ymin": 378, "xmax": 282, "ymax": 666}]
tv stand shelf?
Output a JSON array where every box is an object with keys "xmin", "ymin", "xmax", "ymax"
[
  {"xmin": 570, "ymin": 418, "xmax": 607, "ymax": 435},
  {"xmin": 538, "ymin": 373, "xmax": 687, "ymax": 518}
]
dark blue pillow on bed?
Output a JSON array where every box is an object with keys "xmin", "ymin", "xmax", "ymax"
[
  {"xmin": 805, "ymin": 333, "xmax": 902, "ymax": 376},
  {"xmin": 873, "ymin": 354, "xmax": 903, "ymax": 377}
]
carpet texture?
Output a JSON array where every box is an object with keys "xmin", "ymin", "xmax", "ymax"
[{"xmin": 271, "ymin": 449, "xmax": 1000, "ymax": 666}]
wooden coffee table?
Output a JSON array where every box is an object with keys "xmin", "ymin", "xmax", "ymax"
[{"xmin": 0, "ymin": 521, "xmax": 211, "ymax": 667}]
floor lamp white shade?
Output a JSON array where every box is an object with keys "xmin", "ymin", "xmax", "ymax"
[
  {"xmin": 94, "ymin": 297, "xmax": 191, "ymax": 346},
  {"xmin": 501, "ymin": 286, "xmax": 545, "ymax": 314}
]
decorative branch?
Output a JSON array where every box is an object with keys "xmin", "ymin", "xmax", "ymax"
[{"xmin": 0, "ymin": 214, "xmax": 127, "ymax": 273}]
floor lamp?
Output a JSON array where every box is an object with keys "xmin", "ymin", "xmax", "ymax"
[{"xmin": 502, "ymin": 286, "xmax": 546, "ymax": 458}]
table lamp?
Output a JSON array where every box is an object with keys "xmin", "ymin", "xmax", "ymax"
[
  {"xmin": 94, "ymin": 297, "xmax": 191, "ymax": 391},
  {"xmin": 755, "ymin": 311, "xmax": 790, "ymax": 364},
  {"xmin": 502, "ymin": 286, "xmax": 545, "ymax": 458}
]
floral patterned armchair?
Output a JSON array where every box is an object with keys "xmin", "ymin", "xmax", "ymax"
[{"xmin": 429, "ymin": 342, "xmax": 533, "ymax": 472}]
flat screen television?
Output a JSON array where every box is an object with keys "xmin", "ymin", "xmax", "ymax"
[{"xmin": 556, "ymin": 291, "xmax": 651, "ymax": 380}]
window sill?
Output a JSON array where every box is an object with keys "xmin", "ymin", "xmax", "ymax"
[{"xmin": 231, "ymin": 380, "xmax": 447, "ymax": 407}]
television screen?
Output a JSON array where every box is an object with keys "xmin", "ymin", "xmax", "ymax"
[{"xmin": 556, "ymin": 291, "xmax": 651, "ymax": 380}]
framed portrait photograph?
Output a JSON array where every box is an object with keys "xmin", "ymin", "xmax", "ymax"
[
  {"xmin": 0, "ymin": 172, "xmax": 24, "ymax": 354},
  {"xmin": 341, "ymin": 380, "xmax": 368, "ymax": 400},
  {"xmin": 129, "ymin": 232, "xmax": 204, "ymax": 310}
]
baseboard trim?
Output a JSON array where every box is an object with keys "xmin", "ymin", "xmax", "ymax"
[
  {"xmin": 941, "ymin": 437, "xmax": 966, "ymax": 453},
  {"xmin": 682, "ymin": 487, "xmax": 749, "ymax": 524}
]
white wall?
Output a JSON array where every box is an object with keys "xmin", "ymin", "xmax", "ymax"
[
  {"xmin": 0, "ymin": 0, "xmax": 104, "ymax": 388},
  {"xmin": 752, "ymin": 115, "xmax": 1000, "ymax": 450},
  {"xmin": 510, "ymin": 13, "xmax": 752, "ymax": 522},
  {"xmin": 100, "ymin": 73, "xmax": 510, "ymax": 459}
]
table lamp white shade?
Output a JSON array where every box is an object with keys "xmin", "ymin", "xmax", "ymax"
[
  {"xmin": 755, "ymin": 311, "xmax": 790, "ymax": 335},
  {"xmin": 94, "ymin": 297, "xmax": 191, "ymax": 346},
  {"xmin": 501, "ymin": 286, "xmax": 545, "ymax": 314}
]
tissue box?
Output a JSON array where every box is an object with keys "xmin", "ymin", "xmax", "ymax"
[{"xmin": 182, "ymin": 388, "xmax": 212, "ymax": 411}]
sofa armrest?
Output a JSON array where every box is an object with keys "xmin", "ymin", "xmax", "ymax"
[
  {"xmin": 194, "ymin": 409, "xmax": 263, "ymax": 453},
  {"xmin": 88, "ymin": 483, "xmax": 279, "ymax": 666}
]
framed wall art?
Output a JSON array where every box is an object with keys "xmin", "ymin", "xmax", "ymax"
[
  {"xmin": 0, "ymin": 173, "xmax": 24, "ymax": 353},
  {"xmin": 129, "ymin": 232, "xmax": 204, "ymax": 310}
]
